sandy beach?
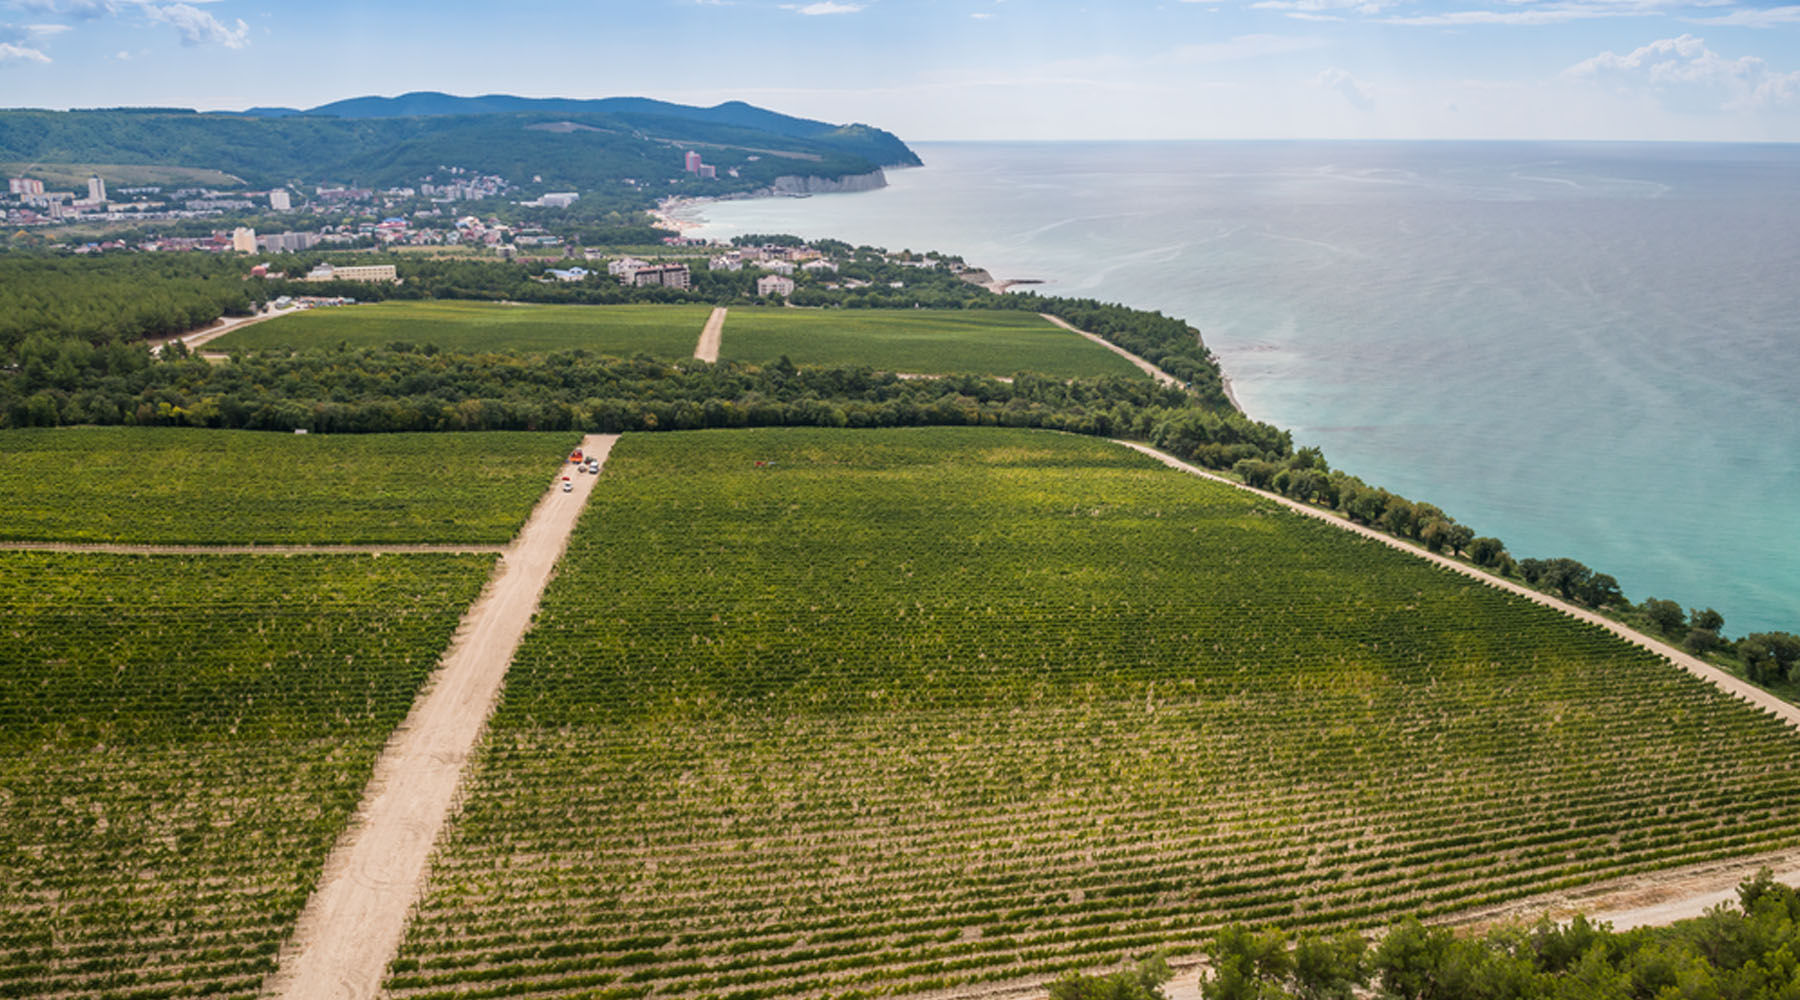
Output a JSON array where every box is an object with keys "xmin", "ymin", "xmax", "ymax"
[{"xmin": 650, "ymin": 196, "xmax": 711, "ymax": 233}]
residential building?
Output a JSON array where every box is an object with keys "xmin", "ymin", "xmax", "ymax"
[
  {"xmin": 231, "ymin": 227, "xmax": 257, "ymax": 254},
  {"xmin": 696, "ymin": 165, "xmax": 716, "ymax": 180},
  {"xmin": 757, "ymin": 275, "xmax": 795, "ymax": 297},
  {"xmin": 708, "ymin": 254, "xmax": 742, "ymax": 272},
  {"xmin": 87, "ymin": 175, "xmax": 106, "ymax": 204},
  {"xmin": 628, "ymin": 263, "xmax": 691, "ymax": 289},
  {"xmin": 260, "ymin": 231, "xmax": 319, "ymax": 253},
  {"xmin": 763, "ymin": 260, "xmax": 795, "ymax": 276},
  {"xmin": 544, "ymin": 267, "xmax": 591, "ymax": 283},
  {"xmin": 269, "ymin": 189, "xmax": 292, "ymax": 211},
  {"xmin": 303, "ymin": 263, "xmax": 399, "ymax": 283},
  {"xmin": 537, "ymin": 192, "xmax": 579, "ymax": 208},
  {"xmin": 684, "ymin": 150, "xmax": 703, "ymax": 173},
  {"xmin": 9, "ymin": 178, "xmax": 45, "ymax": 196},
  {"xmin": 802, "ymin": 259, "xmax": 838, "ymax": 274},
  {"xmin": 607, "ymin": 256, "xmax": 649, "ymax": 277}
]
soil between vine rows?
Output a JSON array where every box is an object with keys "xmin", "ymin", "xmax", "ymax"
[
  {"xmin": 388, "ymin": 427, "xmax": 1800, "ymax": 1000},
  {"xmin": 0, "ymin": 552, "xmax": 495, "ymax": 1000}
]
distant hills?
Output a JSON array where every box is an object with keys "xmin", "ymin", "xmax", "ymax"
[{"xmin": 0, "ymin": 93, "xmax": 920, "ymax": 205}]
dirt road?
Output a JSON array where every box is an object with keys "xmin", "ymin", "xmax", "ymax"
[
  {"xmin": 263, "ymin": 434, "xmax": 618, "ymax": 1000},
  {"xmin": 695, "ymin": 306, "xmax": 728, "ymax": 362},
  {"xmin": 1040, "ymin": 314, "xmax": 1180, "ymax": 387},
  {"xmin": 147, "ymin": 305, "xmax": 289, "ymax": 356}
]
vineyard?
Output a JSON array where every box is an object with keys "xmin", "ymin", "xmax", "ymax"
[
  {"xmin": 387, "ymin": 427, "xmax": 1800, "ymax": 1000},
  {"xmin": 0, "ymin": 428, "xmax": 571, "ymax": 544},
  {"xmin": 718, "ymin": 308, "xmax": 1147, "ymax": 379},
  {"xmin": 213, "ymin": 301, "xmax": 714, "ymax": 357},
  {"xmin": 0, "ymin": 551, "xmax": 493, "ymax": 1000}
]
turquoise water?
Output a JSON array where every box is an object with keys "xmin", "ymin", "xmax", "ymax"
[{"xmin": 682, "ymin": 141, "xmax": 1800, "ymax": 634}]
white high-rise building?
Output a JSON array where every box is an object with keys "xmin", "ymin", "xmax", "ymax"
[
  {"xmin": 232, "ymin": 227, "xmax": 257, "ymax": 254},
  {"xmin": 269, "ymin": 189, "xmax": 291, "ymax": 211},
  {"xmin": 87, "ymin": 175, "xmax": 106, "ymax": 204}
]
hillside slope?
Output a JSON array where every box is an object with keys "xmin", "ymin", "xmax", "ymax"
[{"xmin": 0, "ymin": 98, "xmax": 918, "ymax": 195}]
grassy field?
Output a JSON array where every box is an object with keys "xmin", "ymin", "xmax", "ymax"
[
  {"xmin": 388, "ymin": 427, "xmax": 1800, "ymax": 1000},
  {"xmin": 0, "ymin": 428, "xmax": 572, "ymax": 544},
  {"xmin": 213, "ymin": 301, "xmax": 713, "ymax": 357},
  {"xmin": 718, "ymin": 307, "xmax": 1148, "ymax": 378},
  {"xmin": 0, "ymin": 551, "xmax": 492, "ymax": 1000}
]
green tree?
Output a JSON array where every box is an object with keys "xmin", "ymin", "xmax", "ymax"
[
  {"xmin": 1292, "ymin": 930, "xmax": 1366, "ymax": 1000},
  {"xmin": 1642, "ymin": 598, "xmax": 1686, "ymax": 636},
  {"xmin": 1203, "ymin": 925, "xmax": 1294, "ymax": 1000},
  {"xmin": 1050, "ymin": 953, "xmax": 1173, "ymax": 1000},
  {"xmin": 1468, "ymin": 537, "xmax": 1507, "ymax": 568}
]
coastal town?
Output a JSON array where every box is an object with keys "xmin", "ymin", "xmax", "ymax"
[{"xmin": 5, "ymin": 150, "xmax": 989, "ymax": 300}]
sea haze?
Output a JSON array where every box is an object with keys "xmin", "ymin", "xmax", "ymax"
[{"xmin": 683, "ymin": 141, "xmax": 1800, "ymax": 634}]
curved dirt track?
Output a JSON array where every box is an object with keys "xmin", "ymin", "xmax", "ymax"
[
  {"xmin": 147, "ymin": 306, "xmax": 286, "ymax": 356},
  {"xmin": 695, "ymin": 305, "xmax": 728, "ymax": 362},
  {"xmin": 1448, "ymin": 848, "xmax": 1800, "ymax": 933},
  {"xmin": 262, "ymin": 434, "xmax": 618, "ymax": 1000},
  {"xmin": 1040, "ymin": 314, "xmax": 1181, "ymax": 387},
  {"xmin": 0, "ymin": 541, "xmax": 505, "ymax": 555}
]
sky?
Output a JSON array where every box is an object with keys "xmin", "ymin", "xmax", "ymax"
[{"xmin": 2, "ymin": 0, "xmax": 1798, "ymax": 141}]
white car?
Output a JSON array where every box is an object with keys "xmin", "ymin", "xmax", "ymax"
[{"xmin": 561, "ymin": 476, "xmax": 573, "ymax": 493}]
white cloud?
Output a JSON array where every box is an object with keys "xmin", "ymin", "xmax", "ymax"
[
  {"xmin": 1379, "ymin": 0, "xmax": 1711, "ymax": 26},
  {"xmin": 25, "ymin": 22, "xmax": 71, "ymax": 33},
  {"xmin": 1567, "ymin": 34, "xmax": 1800, "ymax": 110},
  {"xmin": 1253, "ymin": 0, "xmax": 1394, "ymax": 15},
  {"xmin": 144, "ymin": 2, "xmax": 248, "ymax": 47},
  {"xmin": 780, "ymin": 1, "xmax": 865, "ymax": 12},
  {"xmin": 1316, "ymin": 66, "xmax": 1374, "ymax": 109},
  {"xmin": 12, "ymin": 0, "xmax": 103, "ymax": 16},
  {"xmin": 1689, "ymin": 4, "xmax": 1800, "ymax": 26},
  {"xmin": 1382, "ymin": 5, "xmax": 1631, "ymax": 26},
  {"xmin": 0, "ymin": 39, "xmax": 50, "ymax": 60}
]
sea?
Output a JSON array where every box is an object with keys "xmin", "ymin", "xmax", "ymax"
[{"xmin": 675, "ymin": 141, "xmax": 1800, "ymax": 636}]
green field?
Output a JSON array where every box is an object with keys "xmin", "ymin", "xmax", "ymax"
[
  {"xmin": 389, "ymin": 428, "xmax": 1800, "ymax": 1000},
  {"xmin": 718, "ymin": 307, "xmax": 1147, "ymax": 378},
  {"xmin": 0, "ymin": 428, "xmax": 572, "ymax": 544},
  {"xmin": 0, "ymin": 551, "xmax": 492, "ymax": 1000},
  {"xmin": 213, "ymin": 301, "xmax": 712, "ymax": 357}
]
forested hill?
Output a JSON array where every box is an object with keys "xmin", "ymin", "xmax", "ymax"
[
  {"xmin": 232, "ymin": 92, "xmax": 921, "ymax": 167},
  {"xmin": 0, "ymin": 98, "xmax": 919, "ymax": 196}
]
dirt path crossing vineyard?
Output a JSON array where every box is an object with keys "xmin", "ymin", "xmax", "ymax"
[
  {"xmin": 263, "ymin": 434, "xmax": 618, "ymax": 1000},
  {"xmin": 1040, "ymin": 313, "xmax": 1180, "ymax": 386},
  {"xmin": 695, "ymin": 305, "xmax": 727, "ymax": 361}
]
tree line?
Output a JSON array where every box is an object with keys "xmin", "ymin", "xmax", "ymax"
[{"xmin": 1052, "ymin": 872, "xmax": 1800, "ymax": 1000}]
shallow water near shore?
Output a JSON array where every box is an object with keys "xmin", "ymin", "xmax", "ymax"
[{"xmin": 681, "ymin": 140, "xmax": 1800, "ymax": 634}]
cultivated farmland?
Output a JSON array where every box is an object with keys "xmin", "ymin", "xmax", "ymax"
[
  {"xmin": 388, "ymin": 427, "xmax": 1800, "ymax": 1000},
  {"xmin": 718, "ymin": 307, "xmax": 1148, "ymax": 378},
  {"xmin": 0, "ymin": 428, "xmax": 571, "ymax": 544},
  {"xmin": 213, "ymin": 301, "xmax": 713, "ymax": 357},
  {"xmin": 0, "ymin": 551, "xmax": 493, "ymax": 1000}
]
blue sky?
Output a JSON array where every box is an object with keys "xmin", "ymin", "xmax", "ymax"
[{"xmin": 2, "ymin": 0, "xmax": 1797, "ymax": 140}]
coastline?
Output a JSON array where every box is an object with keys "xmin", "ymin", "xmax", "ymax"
[
  {"xmin": 1219, "ymin": 371, "xmax": 1245, "ymax": 416},
  {"xmin": 661, "ymin": 190, "xmax": 1248, "ymax": 418}
]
